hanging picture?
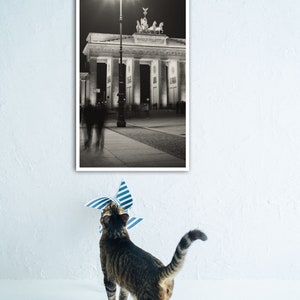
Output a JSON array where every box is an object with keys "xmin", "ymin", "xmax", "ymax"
[{"xmin": 76, "ymin": 0, "xmax": 189, "ymax": 171}]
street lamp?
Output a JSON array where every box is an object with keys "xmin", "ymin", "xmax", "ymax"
[{"xmin": 117, "ymin": 0, "xmax": 126, "ymax": 127}]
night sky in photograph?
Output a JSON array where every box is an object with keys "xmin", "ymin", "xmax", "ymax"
[{"xmin": 80, "ymin": 0, "xmax": 186, "ymax": 71}]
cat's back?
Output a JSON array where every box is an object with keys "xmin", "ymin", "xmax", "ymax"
[
  {"xmin": 103, "ymin": 238, "xmax": 164, "ymax": 293},
  {"xmin": 102, "ymin": 237, "xmax": 164, "ymax": 273}
]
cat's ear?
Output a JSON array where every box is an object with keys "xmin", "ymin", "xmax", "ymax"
[
  {"xmin": 120, "ymin": 213, "xmax": 129, "ymax": 224},
  {"xmin": 103, "ymin": 215, "xmax": 110, "ymax": 225}
]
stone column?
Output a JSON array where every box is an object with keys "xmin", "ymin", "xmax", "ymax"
[
  {"xmin": 151, "ymin": 59, "xmax": 160, "ymax": 109},
  {"xmin": 111, "ymin": 58, "xmax": 119, "ymax": 109},
  {"xmin": 106, "ymin": 58, "xmax": 113, "ymax": 109},
  {"xmin": 179, "ymin": 61, "xmax": 186, "ymax": 102},
  {"xmin": 132, "ymin": 59, "xmax": 141, "ymax": 107},
  {"xmin": 160, "ymin": 62, "xmax": 168, "ymax": 108},
  {"xmin": 125, "ymin": 58, "xmax": 133, "ymax": 109},
  {"xmin": 88, "ymin": 58, "xmax": 97, "ymax": 105},
  {"xmin": 168, "ymin": 60, "xmax": 180, "ymax": 107},
  {"xmin": 80, "ymin": 78, "xmax": 86, "ymax": 106}
]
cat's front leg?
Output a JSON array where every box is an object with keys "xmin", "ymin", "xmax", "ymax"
[
  {"xmin": 119, "ymin": 287, "xmax": 129, "ymax": 300},
  {"xmin": 104, "ymin": 277, "xmax": 117, "ymax": 300},
  {"xmin": 100, "ymin": 253, "xmax": 116, "ymax": 300}
]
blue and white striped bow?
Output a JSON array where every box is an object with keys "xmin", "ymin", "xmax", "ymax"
[{"xmin": 85, "ymin": 181, "xmax": 143, "ymax": 233}]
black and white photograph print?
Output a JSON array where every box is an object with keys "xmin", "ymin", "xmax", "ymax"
[{"xmin": 76, "ymin": 0, "xmax": 189, "ymax": 171}]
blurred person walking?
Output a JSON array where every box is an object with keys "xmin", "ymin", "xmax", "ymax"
[
  {"xmin": 95, "ymin": 101, "xmax": 107, "ymax": 151},
  {"xmin": 83, "ymin": 100, "xmax": 95, "ymax": 150}
]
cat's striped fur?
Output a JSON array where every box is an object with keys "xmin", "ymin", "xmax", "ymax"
[{"xmin": 100, "ymin": 202, "xmax": 207, "ymax": 300}]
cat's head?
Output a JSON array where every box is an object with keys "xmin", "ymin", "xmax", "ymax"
[{"xmin": 100, "ymin": 202, "xmax": 130, "ymax": 238}]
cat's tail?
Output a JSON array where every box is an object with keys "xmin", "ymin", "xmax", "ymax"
[{"xmin": 159, "ymin": 229, "xmax": 207, "ymax": 281}]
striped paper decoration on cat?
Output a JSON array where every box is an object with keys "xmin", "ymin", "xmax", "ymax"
[
  {"xmin": 115, "ymin": 180, "xmax": 133, "ymax": 210},
  {"xmin": 85, "ymin": 180, "xmax": 143, "ymax": 232}
]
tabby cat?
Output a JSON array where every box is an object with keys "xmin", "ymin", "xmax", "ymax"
[{"xmin": 99, "ymin": 202, "xmax": 207, "ymax": 300}]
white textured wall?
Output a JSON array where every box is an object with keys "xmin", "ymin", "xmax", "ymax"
[{"xmin": 0, "ymin": 0, "xmax": 300, "ymax": 281}]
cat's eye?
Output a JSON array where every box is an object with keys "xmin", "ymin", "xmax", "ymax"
[{"xmin": 166, "ymin": 288, "xmax": 169, "ymax": 294}]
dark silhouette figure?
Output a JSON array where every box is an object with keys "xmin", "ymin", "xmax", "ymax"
[
  {"xmin": 83, "ymin": 100, "xmax": 95, "ymax": 149},
  {"xmin": 176, "ymin": 101, "xmax": 180, "ymax": 114},
  {"xmin": 179, "ymin": 101, "xmax": 186, "ymax": 115},
  {"xmin": 95, "ymin": 101, "xmax": 107, "ymax": 151}
]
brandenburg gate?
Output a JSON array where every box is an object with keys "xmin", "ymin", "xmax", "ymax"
[{"xmin": 80, "ymin": 9, "xmax": 186, "ymax": 111}]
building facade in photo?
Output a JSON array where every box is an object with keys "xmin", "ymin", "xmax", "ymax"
[{"xmin": 80, "ymin": 13, "xmax": 186, "ymax": 111}]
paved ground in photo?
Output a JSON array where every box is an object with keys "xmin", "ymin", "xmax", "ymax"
[
  {"xmin": 109, "ymin": 122, "xmax": 185, "ymax": 160},
  {"xmin": 79, "ymin": 112, "xmax": 186, "ymax": 169}
]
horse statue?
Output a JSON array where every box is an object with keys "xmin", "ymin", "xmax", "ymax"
[
  {"xmin": 140, "ymin": 17, "xmax": 148, "ymax": 31},
  {"xmin": 136, "ymin": 20, "xmax": 142, "ymax": 33},
  {"xmin": 136, "ymin": 8, "xmax": 164, "ymax": 35},
  {"xmin": 155, "ymin": 22, "xmax": 164, "ymax": 34},
  {"xmin": 148, "ymin": 21, "xmax": 157, "ymax": 33}
]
